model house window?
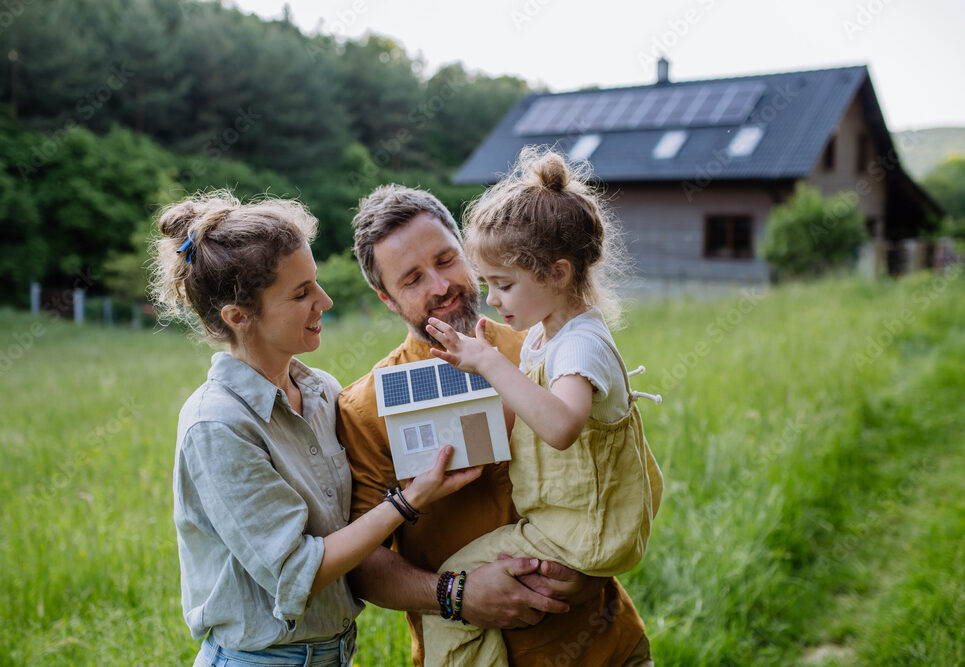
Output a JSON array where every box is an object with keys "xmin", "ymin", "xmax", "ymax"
[
  {"xmin": 705, "ymin": 215, "xmax": 753, "ymax": 259},
  {"xmin": 401, "ymin": 422, "xmax": 439, "ymax": 454},
  {"xmin": 822, "ymin": 136, "xmax": 836, "ymax": 171},
  {"xmin": 856, "ymin": 133, "xmax": 870, "ymax": 173}
]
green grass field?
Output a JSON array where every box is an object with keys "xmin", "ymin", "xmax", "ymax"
[{"xmin": 2, "ymin": 272, "xmax": 963, "ymax": 666}]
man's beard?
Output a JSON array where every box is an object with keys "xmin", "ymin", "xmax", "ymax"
[{"xmin": 394, "ymin": 283, "xmax": 481, "ymax": 344}]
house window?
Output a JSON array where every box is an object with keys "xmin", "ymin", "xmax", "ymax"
[
  {"xmin": 822, "ymin": 136, "xmax": 836, "ymax": 171},
  {"xmin": 401, "ymin": 422, "xmax": 439, "ymax": 454},
  {"xmin": 856, "ymin": 133, "xmax": 870, "ymax": 173},
  {"xmin": 704, "ymin": 215, "xmax": 753, "ymax": 259}
]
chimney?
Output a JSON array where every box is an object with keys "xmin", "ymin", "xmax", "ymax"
[{"xmin": 657, "ymin": 56, "xmax": 670, "ymax": 84}]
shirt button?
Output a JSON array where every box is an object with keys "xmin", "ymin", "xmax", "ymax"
[
  {"xmin": 342, "ymin": 618, "xmax": 350, "ymax": 629},
  {"xmin": 326, "ymin": 488, "xmax": 334, "ymax": 497},
  {"xmin": 310, "ymin": 446, "xmax": 319, "ymax": 455}
]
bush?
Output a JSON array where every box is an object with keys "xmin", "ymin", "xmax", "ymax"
[
  {"xmin": 761, "ymin": 184, "xmax": 867, "ymax": 279},
  {"xmin": 316, "ymin": 250, "xmax": 380, "ymax": 318}
]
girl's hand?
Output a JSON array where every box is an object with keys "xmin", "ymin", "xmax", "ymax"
[
  {"xmin": 402, "ymin": 445, "xmax": 482, "ymax": 510},
  {"xmin": 426, "ymin": 317, "xmax": 493, "ymax": 374}
]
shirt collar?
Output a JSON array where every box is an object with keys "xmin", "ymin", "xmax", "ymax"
[{"xmin": 207, "ymin": 352, "xmax": 280, "ymax": 422}]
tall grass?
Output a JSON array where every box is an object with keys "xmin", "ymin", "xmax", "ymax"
[{"xmin": 1, "ymin": 272, "xmax": 962, "ymax": 666}]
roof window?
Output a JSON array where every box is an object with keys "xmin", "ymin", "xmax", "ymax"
[
  {"xmin": 727, "ymin": 125, "xmax": 764, "ymax": 157},
  {"xmin": 568, "ymin": 134, "xmax": 602, "ymax": 161},
  {"xmin": 652, "ymin": 130, "xmax": 688, "ymax": 159}
]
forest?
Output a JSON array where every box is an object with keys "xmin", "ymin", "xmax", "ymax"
[{"xmin": 0, "ymin": 0, "xmax": 530, "ymax": 305}]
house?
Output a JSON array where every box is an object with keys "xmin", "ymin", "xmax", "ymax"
[
  {"xmin": 454, "ymin": 61, "xmax": 943, "ymax": 282},
  {"xmin": 374, "ymin": 358, "xmax": 511, "ymax": 478}
]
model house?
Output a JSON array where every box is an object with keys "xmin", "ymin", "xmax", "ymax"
[
  {"xmin": 374, "ymin": 358, "xmax": 511, "ymax": 478},
  {"xmin": 455, "ymin": 61, "xmax": 942, "ymax": 281}
]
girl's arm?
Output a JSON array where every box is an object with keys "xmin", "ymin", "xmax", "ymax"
[
  {"xmin": 311, "ymin": 445, "xmax": 480, "ymax": 593},
  {"xmin": 427, "ymin": 317, "xmax": 591, "ymax": 451}
]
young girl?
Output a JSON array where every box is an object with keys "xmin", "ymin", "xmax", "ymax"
[
  {"xmin": 422, "ymin": 148, "xmax": 663, "ymax": 666},
  {"xmin": 151, "ymin": 191, "xmax": 480, "ymax": 667}
]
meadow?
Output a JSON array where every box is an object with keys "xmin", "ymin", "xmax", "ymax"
[{"xmin": 1, "ymin": 272, "xmax": 963, "ymax": 666}]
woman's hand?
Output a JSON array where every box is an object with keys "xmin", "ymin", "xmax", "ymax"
[
  {"xmin": 402, "ymin": 445, "xmax": 482, "ymax": 511},
  {"xmin": 425, "ymin": 317, "xmax": 495, "ymax": 375}
]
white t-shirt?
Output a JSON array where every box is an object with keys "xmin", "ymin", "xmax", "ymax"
[{"xmin": 519, "ymin": 307, "xmax": 630, "ymax": 423}]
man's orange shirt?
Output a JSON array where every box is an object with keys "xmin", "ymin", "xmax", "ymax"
[{"xmin": 336, "ymin": 319, "xmax": 646, "ymax": 666}]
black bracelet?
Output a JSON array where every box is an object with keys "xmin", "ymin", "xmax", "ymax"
[
  {"xmin": 384, "ymin": 488, "xmax": 418, "ymax": 524},
  {"xmin": 395, "ymin": 487, "xmax": 421, "ymax": 517}
]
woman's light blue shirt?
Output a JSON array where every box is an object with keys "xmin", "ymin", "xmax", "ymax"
[{"xmin": 173, "ymin": 352, "xmax": 363, "ymax": 651}]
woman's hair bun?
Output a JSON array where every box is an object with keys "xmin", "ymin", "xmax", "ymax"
[
  {"xmin": 532, "ymin": 151, "xmax": 570, "ymax": 192},
  {"xmin": 157, "ymin": 192, "xmax": 240, "ymax": 241}
]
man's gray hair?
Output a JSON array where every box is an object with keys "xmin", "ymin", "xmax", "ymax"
[{"xmin": 352, "ymin": 185, "xmax": 463, "ymax": 294}]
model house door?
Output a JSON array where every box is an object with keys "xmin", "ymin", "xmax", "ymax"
[{"xmin": 461, "ymin": 412, "xmax": 496, "ymax": 466}]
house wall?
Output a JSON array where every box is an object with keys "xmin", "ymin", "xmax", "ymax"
[
  {"xmin": 610, "ymin": 182, "xmax": 776, "ymax": 282},
  {"xmin": 804, "ymin": 94, "xmax": 887, "ymax": 239},
  {"xmin": 386, "ymin": 396, "xmax": 508, "ymax": 478}
]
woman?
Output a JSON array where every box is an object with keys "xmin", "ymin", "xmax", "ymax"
[{"xmin": 151, "ymin": 191, "xmax": 479, "ymax": 666}]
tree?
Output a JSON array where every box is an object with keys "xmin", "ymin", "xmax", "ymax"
[
  {"xmin": 761, "ymin": 184, "xmax": 867, "ymax": 279},
  {"xmin": 922, "ymin": 155, "xmax": 965, "ymax": 239}
]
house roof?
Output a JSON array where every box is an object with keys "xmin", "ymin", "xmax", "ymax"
[
  {"xmin": 454, "ymin": 65, "xmax": 888, "ymax": 184},
  {"xmin": 374, "ymin": 358, "xmax": 497, "ymax": 417}
]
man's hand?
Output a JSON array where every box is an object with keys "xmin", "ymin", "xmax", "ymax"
[
  {"xmin": 460, "ymin": 558, "xmax": 570, "ymax": 629},
  {"xmin": 499, "ymin": 554, "xmax": 608, "ymax": 605}
]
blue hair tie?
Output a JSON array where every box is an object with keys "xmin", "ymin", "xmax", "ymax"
[{"xmin": 176, "ymin": 233, "xmax": 197, "ymax": 264}]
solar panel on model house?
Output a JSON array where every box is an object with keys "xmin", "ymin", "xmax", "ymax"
[{"xmin": 379, "ymin": 363, "xmax": 492, "ymax": 407}]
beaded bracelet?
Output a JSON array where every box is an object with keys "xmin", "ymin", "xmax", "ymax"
[
  {"xmin": 451, "ymin": 570, "xmax": 467, "ymax": 623},
  {"xmin": 436, "ymin": 571, "xmax": 456, "ymax": 619}
]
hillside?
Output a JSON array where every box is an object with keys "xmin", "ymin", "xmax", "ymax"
[{"xmin": 893, "ymin": 126, "xmax": 965, "ymax": 179}]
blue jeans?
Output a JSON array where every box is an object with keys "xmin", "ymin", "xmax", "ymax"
[{"xmin": 192, "ymin": 623, "xmax": 357, "ymax": 667}]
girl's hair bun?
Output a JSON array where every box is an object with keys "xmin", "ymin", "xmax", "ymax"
[{"xmin": 532, "ymin": 151, "xmax": 570, "ymax": 192}]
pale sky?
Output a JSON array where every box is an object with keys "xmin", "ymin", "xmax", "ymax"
[{"xmin": 232, "ymin": 0, "xmax": 965, "ymax": 131}]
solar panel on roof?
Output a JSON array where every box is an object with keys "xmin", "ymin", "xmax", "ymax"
[
  {"xmin": 438, "ymin": 364, "xmax": 469, "ymax": 397},
  {"xmin": 381, "ymin": 371, "xmax": 411, "ymax": 407},
  {"xmin": 469, "ymin": 373, "xmax": 492, "ymax": 391},
  {"xmin": 409, "ymin": 366, "xmax": 440, "ymax": 402},
  {"xmin": 513, "ymin": 82, "xmax": 766, "ymax": 135}
]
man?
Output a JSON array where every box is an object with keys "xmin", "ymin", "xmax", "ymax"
[{"xmin": 336, "ymin": 184, "xmax": 653, "ymax": 666}]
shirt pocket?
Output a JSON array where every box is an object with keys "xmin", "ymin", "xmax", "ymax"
[{"xmin": 331, "ymin": 447, "xmax": 352, "ymax": 524}]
